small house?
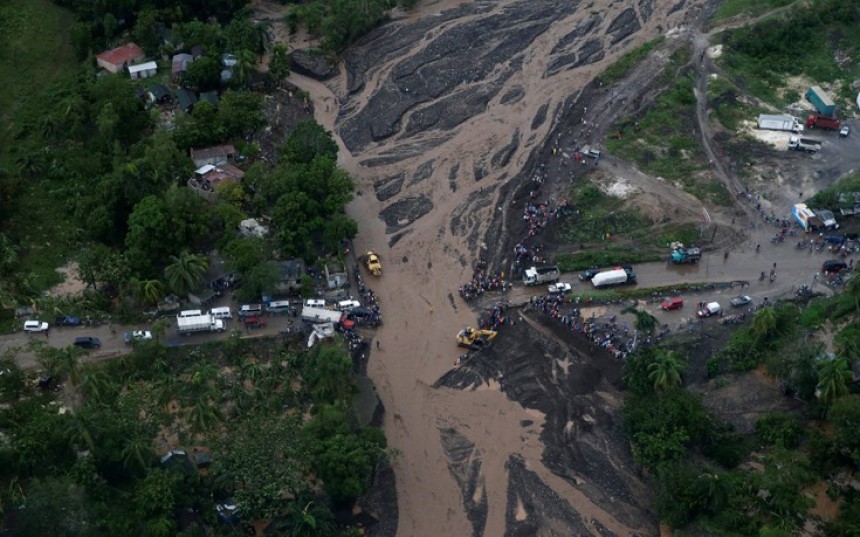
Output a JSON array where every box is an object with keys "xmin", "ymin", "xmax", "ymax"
[
  {"xmin": 160, "ymin": 450, "xmax": 196, "ymax": 476},
  {"xmin": 275, "ymin": 259, "xmax": 305, "ymax": 292},
  {"xmin": 239, "ymin": 219, "xmax": 269, "ymax": 238},
  {"xmin": 221, "ymin": 53, "xmax": 238, "ymax": 68},
  {"xmin": 190, "ymin": 144, "xmax": 236, "ymax": 167},
  {"xmin": 96, "ymin": 43, "xmax": 145, "ymax": 74},
  {"xmin": 147, "ymin": 83, "xmax": 173, "ymax": 104},
  {"xmin": 172, "ymin": 53, "xmax": 194, "ymax": 80},
  {"xmin": 128, "ymin": 60, "xmax": 157, "ymax": 80},
  {"xmin": 176, "ymin": 87, "xmax": 198, "ymax": 112}
]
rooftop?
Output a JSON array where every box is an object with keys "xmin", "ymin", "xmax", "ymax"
[
  {"xmin": 190, "ymin": 144, "xmax": 236, "ymax": 162},
  {"xmin": 128, "ymin": 61, "xmax": 157, "ymax": 74},
  {"xmin": 97, "ymin": 43, "xmax": 144, "ymax": 66}
]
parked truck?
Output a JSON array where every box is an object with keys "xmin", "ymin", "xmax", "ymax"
[
  {"xmin": 788, "ymin": 136, "xmax": 822, "ymax": 153},
  {"xmin": 792, "ymin": 203, "xmax": 823, "ymax": 232},
  {"xmin": 814, "ymin": 209, "xmax": 839, "ymax": 230},
  {"xmin": 591, "ymin": 268, "xmax": 636, "ymax": 288},
  {"xmin": 523, "ymin": 265, "xmax": 560, "ymax": 286},
  {"xmin": 806, "ymin": 86, "xmax": 837, "ymax": 117},
  {"xmin": 301, "ymin": 306, "xmax": 343, "ymax": 325},
  {"xmin": 757, "ymin": 114, "xmax": 804, "ymax": 133},
  {"xmin": 176, "ymin": 314, "xmax": 225, "ymax": 335},
  {"xmin": 806, "ymin": 114, "xmax": 840, "ymax": 130},
  {"xmin": 669, "ymin": 242, "xmax": 702, "ymax": 264}
]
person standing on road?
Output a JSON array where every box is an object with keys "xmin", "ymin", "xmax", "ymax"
[{"xmin": 376, "ymin": 340, "xmax": 380, "ymax": 350}]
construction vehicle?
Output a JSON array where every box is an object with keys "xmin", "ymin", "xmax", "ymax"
[
  {"xmin": 788, "ymin": 136, "xmax": 822, "ymax": 153},
  {"xmin": 362, "ymin": 251, "xmax": 382, "ymax": 276},
  {"xmin": 668, "ymin": 242, "xmax": 702, "ymax": 264},
  {"xmin": 456, "ymin": 326, "xmax": 497, "ymax": 350}
]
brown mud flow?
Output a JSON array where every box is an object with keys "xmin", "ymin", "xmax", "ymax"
[{"xmin": 268, "ymin": 0, "xmax": 713, "ymax": 534}]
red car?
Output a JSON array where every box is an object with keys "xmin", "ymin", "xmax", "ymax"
[
  {"xmin": 243, "ymin": 316, "xmax": 267, "ymax": 328},
  {"xmin": 661, "ymin": 297, "xmax": 684, "ymax": 311}
]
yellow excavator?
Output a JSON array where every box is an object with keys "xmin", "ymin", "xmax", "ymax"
[
  {"xmin": 456, "ymin": 326, "xmax": 497, "ymax": 350},
  {"xmin": 363, "ymin": 251, "xmax": 382, "ymax": 276}
]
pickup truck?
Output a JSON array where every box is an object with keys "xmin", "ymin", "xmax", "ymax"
[{"xmin": 548, "ymin": 282, "xmax": 572, "ymax": 294}]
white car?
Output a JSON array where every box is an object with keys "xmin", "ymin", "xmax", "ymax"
[
  {"xmin": 23, "ymin": 320, "xmax": 49, "ymax": 333},
  {"xmin": 840, "ymin": 125, "xmax": 850, "ymax": 137},
  {"xmin": 548, "ymin": 282, "xmax": 573, "ymax": 294},
  {"xmin": 123, "ymin": 330, "xmax": 153, "ymax": 343}
]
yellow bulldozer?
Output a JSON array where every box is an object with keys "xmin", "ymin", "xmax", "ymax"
[
  {"xmin": 362, "ymin": 251, "xmax": 382, "ymax": 276},
  {"xmin": 456, "ymin": 326, "xmax": 497, "ymax": 351}
]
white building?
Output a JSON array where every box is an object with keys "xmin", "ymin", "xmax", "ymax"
[{"xmin": 128, "ymin": 61, "xmax": 158, "ymax": 80}]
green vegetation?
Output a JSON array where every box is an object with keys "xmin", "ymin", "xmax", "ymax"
[
  {"xmin": 555, "ymin": 183, "xmax": 703, "ymax": 270},
  {"xmin": 597, "ymin": 37, "xmax": 665, "ymax": 86},
  {"xmin": 605, "ymin": 70, "xmax": 725, "ymax": 205},
  {"xmin": 625, "ymin": 272, "xmax": 860, "ymax": 534},
  {"xmin": 286, "ymin": 0, "xmax": 417, "ymax": 55},
  {"xmin": 719, "ymin": 0, "xmax": 860, "ymax": 106},
  {"xmin": 0, "ymin": 336, "xmax": 383, "ymax": 535},
  {"xmin": 709, "ymin": 0, "xmax": 794, "ymax": 24}
]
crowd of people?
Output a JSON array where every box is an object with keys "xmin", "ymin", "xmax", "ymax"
[
  {"xmin": 459, "ymin": 270, "xmax": 511, "ymax": 301},
  {"xmin": 477, "ymin": 302, "xmax": 513, "ymax": 332}
]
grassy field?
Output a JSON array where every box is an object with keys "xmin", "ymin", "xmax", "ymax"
[
  {"xmin": 709, "ymin": 0, "xmax": 795, "ymax": 23},
  {"xmin": 0, "ymin": 0, "xmax": 78, "ymax": 289},
  {"xmin": 718, "ymin": 0, "xmax": 860, "ymax": 108}
]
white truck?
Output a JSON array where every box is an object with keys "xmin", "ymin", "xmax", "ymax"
[
  {"xmin": 757, "ymin": 114, "xmax": 804, "ymax": 133},
  {"xmin": 788, "ymin": 136, "xmax": 822, "ymax": 153},
  {"xmin": 301, "ymin": 306, "xmax": 343, "ymax": 324},
  {"xmin": 591, "ymin": 268, "xmax": 636, "ymax": 288},
  {"xmin": 176, "ymin": 314, "xmax": 225, "ymax": 335},
  {"xmin": 523, "ymin": 266, "xmax": 561, "ymax": 286}
]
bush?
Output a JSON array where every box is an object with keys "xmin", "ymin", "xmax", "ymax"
[{"xmin": 755, "ymin": 412, "xmax": 802, "ymax": 448}]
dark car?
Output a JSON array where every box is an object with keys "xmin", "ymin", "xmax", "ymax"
[
  {"xmin": 578, "ymin": 266, "xmax": 600, "ymax": 281},
  {"xmin": 73, "ymin": 336, "xmax": 101, "ymax": 349},
  {"xmin": 729, "ymin": 295, "xmax": 752, "ymax": 308},
  {"xmin": 822, "ymin": 259, "xmax": 848, "ymax": 274},
  {"xmin": 54, "ymin": 315, "xmax": 81, "ymax": 326}
]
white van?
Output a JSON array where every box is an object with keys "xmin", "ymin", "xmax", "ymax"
[
  {"xmin": 210, "ymin": 306, "xmax": 233, "ymax": 320},
  {"xmin": 266, "ymin": 300, "xmax": 291, "ymax": 314},
  {"xmin": 239, "ymin": 304, "xmax": 263, "ymax": 317},
  {"xmin": 304, "ymin": 299, "xmax": 325, "ymax": 309},
  {"xmin": 337, "ymin": 299, "xmax": 360, "ymax": 312},
  {"xmin": 178, "ymin": 309, "xmax": 203, "ymax": 318}
]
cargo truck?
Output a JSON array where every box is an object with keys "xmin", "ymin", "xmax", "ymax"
[
  {"xmin": 788, "ymin": 136, "xmax": 822, "ymax": 153},
  {"xmin": 806, "ymin": 86, "xmax": 837, "ymax": 117},
  {"xmin": 757, "ymin": 114, "xmax": 804, "ymax": 133},
  {"xmin": 792, "ymin": 203, "xmax": 823, "ymax": 232},
  {"xmin": 806, "ymin": 114, "xmax": 840, "ymax": 130},
  {"xmin": 301, "ymin": 306, "xmax": 343, "ymax": 324},
  {"xmin": 523, "ymin": 265, "xmax": 560, "ymax": 286},
  {"xmin": 176, "ymin": 314, "xmax": 225, "ymax": 335},
  {"xmin": 591, "ymin": 268, "xmax": 636, "ymax": 288},
  {"xmin": 669, "ymin": 242, "xmax": 702, "ymax": 264}
]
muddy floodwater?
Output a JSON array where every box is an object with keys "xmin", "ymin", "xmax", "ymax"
[{"xmin": 273, "ymin": 0, "xmax": 720, "ymax": 534}]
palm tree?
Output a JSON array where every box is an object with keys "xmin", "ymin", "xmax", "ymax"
[
  {"xmin": 54, "ymin": 346, "xmax": 84, "ymax": 386},
  {"xmin": 164, "ymin": 251, "xmax": 209, "ymax": 296},
  {"xmin": 0, "ymin": 233, "xmax": 19, "ymax": 273},
  {"xmin": 647, "ymin": 349, "xmax": 686, "ymax": 391},
  {"xmin": 63, "ymin": 411, "xmax": 99, "ymax": 452},
  {"xmin": 232, "ymin": 49, "xmax": 258, "ymax": 88},
  {"xmin": 749, "ymin": 306, "xmax": 778, "ymax": 358},
  {"xmin": 79, "ymin": 369, "xmax": 117, "ymax": 405},
  {"xmin": 121, "ymin": 436, "xmax": 154, "ymax": 473},
  {"xmin": 184, "ymin": 399, "xmax": 222, "ymax": 435},
  {"xmin": 816, "ymin": 358, "xmax": 853, "ymax": 403}
]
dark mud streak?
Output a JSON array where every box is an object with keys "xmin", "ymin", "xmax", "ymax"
[
  {"xmin": 436, "ymin": 315, "xmax": 656, "ymax": 532},
  {"xmin": 439, "ymin": 428, "xmax": 488, "ymax": 537},
  {"xmin": 450, "ymin": 184, "xmax": 499, "ymax": 240},
  {"xmin": 638, "ymin": 0, "xmax": 655, "ymax": 22},
  {"xmin": 339, "ymin": 0, "xmax": 581, "ymax": 151},
  {"xmin": 606, "ymin": 8, "xmax": 641, "ymax": 45},
  {"xmin": 388, "ymin": 229, "xmax": 412, "ymax": 248},
  {"xmin": 379, "ymin": 196, "xmax": 434, "ymax": 233},
  {"xmin": 362, "ymin": 461, "xmax": 399, "ymax": 537},
  {"xmin": 550, "ymin": 15, "xmax": 602, "ymax": 54},
  {"xmin": 449, "ymin": 163, "xmax": 460, "ymax": 192},
  {"xmin": 531, "ymin": 104, "xmax": 549, "ymax": 130},
  {"xmin": 500, "ymin": 86, "xmax": 525, "ymax": 105},
  {"xmin": 408, "ymin": 160, "xmax": 435, "ymax": 187},
  {"xmin": 504, "ymin": 455, "xmax": 596, "ymax": 537},
  {"xmin": 373, "ymin": 173, "xmax": 406, "ymax": 201},
  {"xmin": 492, "ymin": 129, "xmax": 521, "ymax": 169},
  {"xmin": 668, "ymin": 0, "xmax": 687, "ymax": 16}
]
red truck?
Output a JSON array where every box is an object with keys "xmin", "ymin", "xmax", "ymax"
[{"xmin": 806, "ymin": 114, "xmax": 841, "ymax": 130}]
